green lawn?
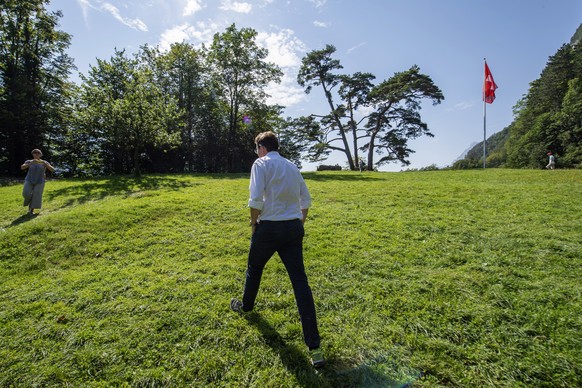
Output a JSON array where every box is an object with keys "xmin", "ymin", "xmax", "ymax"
[{"xmin": 1, "ymin": 169, "xmax": 580, "ymax": 387}]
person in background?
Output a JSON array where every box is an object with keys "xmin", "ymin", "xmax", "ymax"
[
  {"xmin": 545, "ymin": 152, "xmax": 556, "ymax": 170},
  {"xmin": 230, "ymin": 131, "xmax": 325, "ymax": 368},
  {"xmin": 21, "ymin": 149, "xmax": 54, "ymax": 215}
]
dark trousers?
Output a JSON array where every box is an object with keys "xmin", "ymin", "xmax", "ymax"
[{"xmin": 242, "ymin": 219, "xmax": 321, "ymax": 349}]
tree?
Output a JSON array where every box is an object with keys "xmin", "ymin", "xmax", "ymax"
[
  {"xmin": 0, "ymin": 0, "xmax": 74, "ymax": 175},
  {"xmin": 297, "ymin": 45, "xmax": 443, "ymax": 170},
  {"xmin": 504, "ymin": 41, "xmax": 582, "ymax": 168},
  {"xmin": 338, "ymin": 72, "xmax": 376, "ymax": 168},
  {"xmin": 47, "ymin": 82, "xmax": 86, "ymax": 176},
  {"xmin": 141, "ymin": 43, "xmax": 217, "ymax": 172},
  {"xmin": 297, "ymin": 45, "xmax": 356, "ymax": 169},
  {"xmin": 277, "ymin": 115, "xmax": 320, "ymax": 169},
  {"xmin": 207, "ymin": 24, "xmax": 283, "ymax": 172},
  {"xmin": 77, "ymin": 49, "xmax": 180, "ymax": 176},
  {"xmin": 364, "ymin": 65, "xmax": 444, "ymax": 168},
  {"xmin": 555, "ymin": 77, "xmax": 582, "ymax": 167}
]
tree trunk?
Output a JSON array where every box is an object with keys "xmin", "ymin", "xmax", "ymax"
[
  {"xmin": 368, "ymin": 130, "xmax": 378, "ymax": 170},
  {"xmin": 324, "ymin": 89, "xmax": 354, "ymax": 169}
]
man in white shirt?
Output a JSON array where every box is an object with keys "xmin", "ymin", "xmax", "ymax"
[{"xmin": 231, "ymin": 131, "xmax": 325, "ymax": 368}]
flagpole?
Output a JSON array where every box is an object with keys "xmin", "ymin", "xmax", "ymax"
[
  {"xmin": 483, "ymin": 92, "xmax": 487, "ymax": 169},
  {"xmin": 482, "ymin": 59, "xmax": 497, "ymax": 169},
  {"xmin": 483, "ymin": 58, "xmax": 487, "ymax": 169}
]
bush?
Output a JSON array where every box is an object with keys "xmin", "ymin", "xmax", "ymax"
[{"xmin": 316, "ymin": 164, "xmax": 342, "ymax": 171}]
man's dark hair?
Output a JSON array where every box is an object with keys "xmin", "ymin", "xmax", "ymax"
[{"xmin": 255, "ymin": 131, "xmax": 279, "ymax": 152}]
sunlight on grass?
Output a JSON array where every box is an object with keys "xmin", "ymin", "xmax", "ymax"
[{"xmin": 1, "ymin": 170, "xmax": 581, "ymax": 386}]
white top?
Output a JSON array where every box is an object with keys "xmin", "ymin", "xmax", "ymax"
[{"xmin": 248, "ymin": 151, "xmax": 311, "ymax": 221}]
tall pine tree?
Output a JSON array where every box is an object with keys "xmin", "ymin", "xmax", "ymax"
[{"xmin": 0, "ymin": 0, "xmax": 74, "ymax": 175}]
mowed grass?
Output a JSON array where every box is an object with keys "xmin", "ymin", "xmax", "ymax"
[{"xmin": 0, "ymin": 169, "xmax": 580, "ymax": 387}]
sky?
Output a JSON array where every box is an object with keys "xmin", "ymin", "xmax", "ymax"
[{"xmin": 47, "ymin": 0, "xmax": 582, "ymax": 171}]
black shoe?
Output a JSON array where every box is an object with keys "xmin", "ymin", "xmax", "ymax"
[
  {"xmin": 230, "ymin": 298, "xmax": 246, "ymax": 313},
  {"xmin": 310, "ymin": 348, "xmax": 326, "ymax": 368}
]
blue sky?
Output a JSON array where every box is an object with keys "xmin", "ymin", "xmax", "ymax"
[{"xmin": 48, "ymin": 0, "xmax": 582, "ymax": 171}]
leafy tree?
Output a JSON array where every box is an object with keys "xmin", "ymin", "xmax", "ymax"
[
  {"xmin": 120, "ymin": 68, "xmax": 181, "ymax": 176},
  {"xmin": 141, "ymin": 43, "xmax": 217, "ymax": 172},
  {"xmin": 364, "ymin": 65, "xmax": 444, "ymax": 168},
  {"xmin": 452, "ymin": 158, "xmax": 481, "ymax": 170},
  {"xmin": 0, "ymin": 0, "xmax": 74, "ymax": 175},
  {"xmin": 555, "ymin": 77, "xmax": 582, "ymax": 167},
  {"xmin": 504, "ymin": 41, "xmax": 582, "ymax": 168},
  {"xmin": 46, "ymin": 83, "xmax": 87, "ymax": 176},
  {"xmin": 297, "ymin": 45, "xmax": 356, "ymax": 168},
  {"xmin": 277, "ymin": 115, "xmax": 321, "ymax": 168},
  {"xmin": 77, "ymin": 49, "xmax": 180, "ymax": 176},
  {"xmin": 207, "ymin": 24, "xmax": 283, "ymax": 172},
  {"xmin": 338, "ymin": 72, "xmax": 375, "ymax": 167},
  {"xmin": 77, "ymin": 50, "xmax": 134, "ymax": 175},
  {"xmin": 297, "ymin": 45, "xmax": 443, "ymax": 170},
  {"xmin": 527, "ymin": 45, "xmax": 574, "ymax": 115}
]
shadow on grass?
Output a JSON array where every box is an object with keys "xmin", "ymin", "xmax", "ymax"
[
  {"xmin": 45, "ymin": 175, "xmax": 195, "ymax": 208},
  {"xmin": 245, "ymin": 313, "xmax": 326, "ymax": 387},
  {"xmin": 205, "ymin": 173, "xmax": 249, "ymax": 180},
  {"xmin": 302, "ymin": 172, "xmax": 383, "ymax": 182},
  {"xmin": 0, "ymin": 178, "xmax": 22, "ymax": 187},
  {"xmin": 10, "ymin": 213, "xmax": 38, "ymax": 226},
  {"xmin": 331, "ymin": 355, "xmax": 421, "ymax": 388},
  {"xmin": 245, "ymin": 313, "xmax": 415, "ymax": 387}
]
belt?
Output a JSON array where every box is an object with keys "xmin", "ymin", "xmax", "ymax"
[{"xmin": 259, "ymin": 219, "xmax": 300, "ymax": 223}]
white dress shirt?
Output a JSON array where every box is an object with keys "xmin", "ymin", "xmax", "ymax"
[{"xmin": 248, "ymin": 151, "xmax": 311, "ymax": 221}]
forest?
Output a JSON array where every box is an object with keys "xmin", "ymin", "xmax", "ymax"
[
  {"xmin": 0, "ymin": 0, "xmax": 449, "ymax": 176},
  {"xmin": 0, "ymin": 1, "xmax": 282, "ymax": 176},
  {"xmin": 1, "ymin": 1, "xmax": 580, "ymax": 177}
]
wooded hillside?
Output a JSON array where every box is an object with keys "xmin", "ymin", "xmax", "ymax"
[{"xmin": 456, "ymin": 24, "xmax": 582, "ymax": 169}]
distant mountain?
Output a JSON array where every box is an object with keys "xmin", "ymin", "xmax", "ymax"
[
  {"xmin": 453, "ymin": 142, "xmax": 478, "ymax": 162},
  {"xmin": 463, "ymin": 127, "xmax": 510, "ymax": 166},
  {"xmin": 571, "ymin": 23, "xmax": 582, "ymax": 45}
]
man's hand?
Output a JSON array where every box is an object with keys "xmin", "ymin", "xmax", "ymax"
[
  {"xmin": 301, "ymin": 208, "xmax": 309, "ymax": 225},
  {"xmin": 250, "ymin": 207, "xmax": 261, "ymax": 231}
]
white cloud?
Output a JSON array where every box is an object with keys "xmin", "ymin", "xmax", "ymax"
[
  {"xmin": 347, "ymin": 42, "xmax": 366, "ymax": 54},
  {"xmin": 356, "ymin": 105, "xmax": 375, "ymax": 117},
  {"xmin": 219, "ymin": 0, "xmax": 252, "ymax": 13},
  {"xmin": 313, "ymin": 20, "xmax": 330, "ymax": 28},
  {"xmin": 257, "ymin": 29, "xmax": 308, "ymax": 107},
  {"xmin": 159, "ymin": 25, "xmax": 192, "ymax": 51},
  {"xmin": 183, "ymin": 0, "xmax": 204, "ymax": 16},
  {"xmin": 257, "ymin": 29, "xmax": 306, "ymax": 68},
  {"xmin": 77, "ymin": 0, "xmax": 148, "ymax": 31},
  {"xmin": 310, "ymin": 0, "xmax": 327, "ymax": 8},
  {"xmin": 101, "ymin": 2, "xmax": 148, "ymax": 31},
  {"xmin": 266, "ymin": 74, "xmax": 306, "ymax": 107},
  {"xmin": 159, "ymin": 21, "xmax": 220, "ymax": 51},
  {"xmin": 448, "ymin": 101, "xmax": 475, "ymax": 111},
  {"xmin": 160, "ymin": 23, "xmax": 308, "ymax": 107},
  {"xmin": 76, "ymin": 0, "xmax": 98, "ymax": 26}
]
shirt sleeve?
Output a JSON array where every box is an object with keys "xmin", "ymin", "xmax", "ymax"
[
  {"xmin": 299, "ymin": 176, "xmax": 311, "ymax": 210},
  {"xmin": 248, "ymin": 161, "xmax": 265, "ymax": 210}
]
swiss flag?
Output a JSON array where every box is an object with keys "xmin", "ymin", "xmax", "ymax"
[{"xmin": 483, "ymin": 62, "xmax": 498, "ymax": 104}]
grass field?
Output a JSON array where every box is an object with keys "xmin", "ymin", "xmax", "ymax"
[{"xmin": 0, "ymin": 169, "xmax": 581, "ymax": 387}]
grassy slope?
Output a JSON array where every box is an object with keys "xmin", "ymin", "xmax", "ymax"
[{"xmin": 0, "ymin": 170, "xmax": 580, "ymax": 387}]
